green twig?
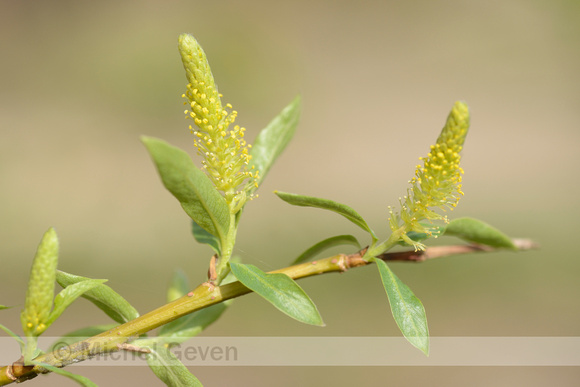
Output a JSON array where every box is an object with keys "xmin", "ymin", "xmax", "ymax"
[{"xmin": 0, "ymin": 239, "xmax": 536, "ymax": 385}]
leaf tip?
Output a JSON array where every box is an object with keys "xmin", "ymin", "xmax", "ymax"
[{"xmin": 140, "ymin": 135, "xmax": 154, "ymax": 144}]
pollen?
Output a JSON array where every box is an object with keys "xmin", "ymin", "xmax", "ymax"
[
  {"xmin": 390, "ymin": 101, "xmax": 470, "ymax": 250},
  {"xmin": 179, "ymin": 33, "xmax": 259, "ymax": 208}
]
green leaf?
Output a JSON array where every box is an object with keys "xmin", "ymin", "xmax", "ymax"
[
  {"xmin": 403, "ymin": 224, "xmax": 445, "ymax": 243},
  {"xmin": 373, "ymin": 258, "xmax": 429, "ymax": 355},
  {"xmin": 49, "ymin": 324, "xmax": 116, "ymax": 351},
  {"xmin": 46, "ymin": 279, "xmax": 107, "ymax": 327},
  {"xmin": 229, "ymin": 262, "xmax": 324, "ymax": 326},
  {"xmin": 249, "ymin": 96, "xmax": 301, "ymax": 193},
  {"xmin": 147, "ymin": 345, "xmax": 203, "ymax": 387},
  {"xmin": 0, "ymin": 323, "xmax": 24, "ymax": 349},
  {"xmin": 167, "ymin": 269, "xmax": 190, "ymax": 303},
  {"xmin": 21, "ymin": 227, "xmax": 59, "ymax": 338},
  {"xmin": 0, "ymin": 305, "xmax": 12, "ymax": 310},
  {"xmin": 142, "ymin": 136, "xmax": 230, "ymax": 243},
  {"xmin": 275, "ymin": 191, "xmax": 377, "ymax": 240},
  {"xmin": 443, "ymin": 217, "xmax": 517, "ymax": 250},
  {"xmin": 399, "ymin": 224, "xmax": 445, "ymax": 246},
  {"xmin": 57, "ymin": 270, "xmax": 140, "ymax": 324},
  {"xmin": 159, "ymin": 301, "xmax": 231, "ymax": 344},
  {"xmin": 191, "ymin": 220, "xmax": 220, "ymax": 254},
  {"xmin": 292, "ymin": 235, "xmax": 360, "ymax": 264},
  {"xmin": 161, "ymin": 269, "xmax": 233, "ymax": 343},
  {"xmin": 34, "ymin": 363, "xmax": 98, "ymax": 387}
]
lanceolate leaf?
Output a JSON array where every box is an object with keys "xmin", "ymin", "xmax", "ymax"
[
  {"xmin": 373, "ymin": 258, "xmax": 429, "ymax": 355},
  {"xmin": 34, "ymin": 363, "xmax": 98, "ymax": 387},
  {"xmin": 49, "ymin": 324, "xmax": 117, "ymax": 351},
  {"xmin": 0, "ymin": 323, "xmax": 24, "ymax": 348},
  {"xmin": 56, "ymin": 270, "xmax": 139, "ymax": 324},
  {"xmin": 147, "ymin": 345, "xmax": 203, "ymax": 387},
  {"xmin": 292, "ymin": 235, "xmax": 360, "ymax": 264},
  {"xmin": 160, "ymin": 268, "xmax": 232, "ymax": 343},
  {"xmin": 159, "ymin": 302, "xmax": 231, "ymax": 344},
  {"xmin": 443, "ymin": 217, "xmax": 517, "ymax": 250},
  {"xmin": 249, "ymin": 96, "xmax": 301, "ymax": 193},
  {"xmin": 191, "ymin": 220, "xmax": 220, "ymax": 254},
  {"xmin": 275, "ymin": 191, "xmax": 377, "ymax": 240},
  {"xmin": 167, "ymin": 268, "xmax": 190, "ymax": 303},
  {"xmin": 46, "ymin": 279, "xmax": 107, "ymax": 327},
  {"xmin": 142, "ymin": 136, "xmax": 230, "ymax": 243},
  {"xmin": 229, "ymin": 262, "xmax": 324, "ymax": 326},
  {"xmin": 402, "ymin": 224, "xmax": 445, "ymax": 245}
]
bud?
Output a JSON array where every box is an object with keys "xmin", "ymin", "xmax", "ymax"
[{"xmin": 21, "ymin": 228, "xmax": 59, "ymax": 337}]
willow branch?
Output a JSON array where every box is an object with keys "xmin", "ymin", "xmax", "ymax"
[
  {"xmin": 0, "ymin": 239, "xmax": 536, "ymax": 385},
  {"xmin": 376, "ymin": 238, "xmax": 538, "ymax": 262}
]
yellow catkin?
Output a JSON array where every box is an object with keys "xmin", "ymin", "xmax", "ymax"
[
  {"xmin": 390, "ymin": 102, "xmax": 470, "ymax": 250},
  {"xmin": 178, "ymin": 34, "xmax": 258, "ymax": 209}
]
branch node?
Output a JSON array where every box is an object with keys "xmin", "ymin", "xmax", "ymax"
[
  {"xmin": 5, "ymin": 365, "xmax": 16, "ymax": 382},
  {"xmin": 207, "ymin": 254, "xmax": 218, "ymax": 282},
  {"xmin": 345, "ymin": 246, "xmax": 369, "ymax": 268},
  {"xmin": 203, "ymin": 254, "xmax": 219, "ymax": 291},
  {"xmin": 335, "ymin": 254, "xmax": 348, "ymax": 272},
  {"xmin": 6, "ymin": 357, "xmax": 35, "ymax": 383}
]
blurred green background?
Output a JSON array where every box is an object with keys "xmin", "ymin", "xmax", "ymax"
[{"xmin": 1, "ymin": 0, "xmax": 579, "ymax": 386}]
